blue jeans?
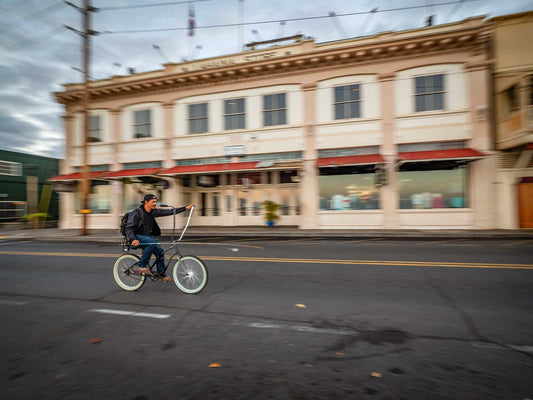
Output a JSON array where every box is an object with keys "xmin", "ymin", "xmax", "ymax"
[{"xmin": 136, "ymin": 234, "xmax": 165, "ymax": 275}]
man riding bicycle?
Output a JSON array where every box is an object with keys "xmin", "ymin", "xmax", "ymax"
[{"xmin": 125, "ymin": 193, "xmax": 194, "ymax": 282}]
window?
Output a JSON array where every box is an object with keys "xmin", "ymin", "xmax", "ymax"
[
  {"xmin": 77, "ymin": 181, "xmax": 111, "ymax": 214},
  {"xmin": 334, "ymin": 84, "xmax": 361, "ymax": 119},
  {"xmin": 89, "ymin": 115, "xmax": 102, "ymax": 142},
  {"xmin": 505, "ymin": 85, "xmax": 519, "ymax": 112},
  {"xmin": 224, "ymin": 98, "xmax": 245, "ymax": 130},
  {"xmin": 319, "ymin": 167, "xmax": 380, "ymax": 210},
  {"xmin": 189, "ymin": 103, "xmax": 208, "ymax": 134},
  {"xmin": 133, "ymin": 110, "xmax": 151, "ymax": 138},
  {"xmin": 123, "ymin": 161, "xmax": 162, "ymax": 169},
  {"xmin": 279, "ymin": 170, "xmax": 298, "ymax": 184},
  {"xmin": 415, "ymin": 74, "xmax": 444, "ymax": 112},
  {"xmin": 398, "ymin": 164, "xmax": 467, "ymax": 209},
  {"xmin": 0, "ymin": 160, "xmax": 22, "ymax": 176},
  {"xmin": 263, "ymin": 93, "xmax": 286, "ymax": 126}
]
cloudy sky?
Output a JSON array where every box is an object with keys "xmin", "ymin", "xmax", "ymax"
[{"xmin": 1, "ymin": 0, "xmax": 532, "ymax": 160}]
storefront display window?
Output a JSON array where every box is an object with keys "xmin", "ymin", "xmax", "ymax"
[
  {"xmin": 319, "ymin": 167, "xmax": 380, "ymax": 210},
  {"xmin": 398, "ymin": 165, "xmax": 467, "ymax": 209},
  {"xmin": 76, "ymin": 181, "xmax": 111, "ymax": 214}
]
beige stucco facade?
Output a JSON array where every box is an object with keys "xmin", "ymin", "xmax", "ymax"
[
  {"xmin": 492, "ymin": 12, "xmax": 533, "ymax": 229},
  {"xmin": 54, "ymin": 16, "xmax": 500, "ymax": 230}
]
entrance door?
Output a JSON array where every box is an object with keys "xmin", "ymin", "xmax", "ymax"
[
  {"xmin": 279, "ymin": 188, "xmax": 300, "ymax": 225},
  {"xmin": 235, "ymin": 190, "xmax": 263, "ymax": 225},
  {"xmin": 197, "ymin": 191, "xmax": 222, "ymax": 225},
  {"xmin": 517, "ymin": 179, "xmax": 533, "ymax": 228}
]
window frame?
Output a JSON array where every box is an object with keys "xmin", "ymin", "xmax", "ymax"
[
  {"xmin": 398, "ymin": 163, "xmax": 468, "ymax": 209},
  {"xmin": 88, "ymin": 115, "xmax": 103, "ymax": 143},
  {"xmin": 0, "ymin": 160, "xmax": 23, "ymax": 176},
  {"xmin": 133, "ymin": 109, "xmax": 152, "ymax": 138},
  {"xmin": 504, "ymin": 85, "xmax": 520, "ymax": 112},
  {"xmin": 188, "ymin": 102, "xmax": 209, "ymax": 134},
  {"xmin": 224, "ymin": 98, "xmax": 246, "ymax": 130},
  {"xmin": 334, "ymin": 84, "xmax": 362, "ymax": 120},
  {"xmin": 263, "ymin": 93, "xmax": 287, "ymax": 127},
  {"xmin": 414, "ymin": 74, "xmax": 445, "ymax": 112}
]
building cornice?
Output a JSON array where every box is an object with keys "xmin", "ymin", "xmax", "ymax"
[{"xmin": 55, "ymin": 18, "xmax": 491, "ymax": 106}]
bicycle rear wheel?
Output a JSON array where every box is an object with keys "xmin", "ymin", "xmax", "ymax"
[
  {"xmin": 172, "ymin": 255, "xmax": 208, "ymax": 294},
  {"xmin": 113, "ymin": 254, "xmax": 146, "ymax": 291}
]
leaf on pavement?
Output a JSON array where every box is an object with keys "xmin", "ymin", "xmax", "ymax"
[
  {"xmin": 295, "ymin": 304, "xmax": 307, "ymax": 309},
  {"xmin": 335, "ymin": 352, "xmax": 343, "ymax": 356},
  {"xmin": 89, "ymin": 337, "xmax": 102, "ymax": 344},
  {"xmin": 209, "ymin": 362, "xmax": 222, "ymax": 368},
  {"xmin": 371, "ymin": 372, "xmax": 382, "ymax": 378}
]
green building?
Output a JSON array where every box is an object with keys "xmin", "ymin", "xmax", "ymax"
[{"xmin": 0, "ymin": 149, "xmax": 60, "ymax": 222}]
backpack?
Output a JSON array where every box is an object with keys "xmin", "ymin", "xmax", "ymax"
[{"xmin": 119, "ymin": 208, "xmax": 143, "ymax": 238}]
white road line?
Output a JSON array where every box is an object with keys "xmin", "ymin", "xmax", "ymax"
[
  {"xmin": 248, "ymin": 322, "xmax": 356, "ymax": 336},
  {"xmin": 88, "ymin": 309, "xmax": 171, "ymax": 319},
  {"xmin": 0, "ymin": 299, "xmax": 28, "ymax": 306},
  {"xmin": 0, "ymin": 240, "xmax": 33, "ymax": 246}
]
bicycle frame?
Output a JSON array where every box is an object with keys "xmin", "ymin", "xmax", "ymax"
[{"xmin": 121, "ymin": 205, "xmax": 195, "ymax": 280}]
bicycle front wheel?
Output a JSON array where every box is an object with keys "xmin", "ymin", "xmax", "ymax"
[
  {"xmin": 113, "ymin": 254, "xmax": 146, "ymax": 291},
  {"xmin": 172, "ymin": 255, "xmax": 208, "ymax": 294}
]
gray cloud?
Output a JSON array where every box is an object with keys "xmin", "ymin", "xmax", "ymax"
[{"xmin": 0, "ymin": 0, "xmax": 532, "ymax": 160}]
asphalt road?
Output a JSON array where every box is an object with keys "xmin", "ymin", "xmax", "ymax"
[{"xmin": 0, "ymin": 238, "xmax": 532, "ymax": 399}]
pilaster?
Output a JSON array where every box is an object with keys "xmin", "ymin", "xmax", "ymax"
[
  {"xmin": 378, "ymin": 72, "xmax": 398, "ymax": 229},
  {"xmin": 300, "ymin": 82, "xmax": 318, "ymax": 229}
]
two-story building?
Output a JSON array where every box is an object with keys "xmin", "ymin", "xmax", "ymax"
[
  {"xmin": 53, "ymin": 16, "xmax": 495, "ymax": 230},
  {"xmin": 492, "ymin": 11, "xmax": 533, "ymax": 229}
]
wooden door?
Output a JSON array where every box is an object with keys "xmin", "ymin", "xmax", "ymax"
[{"xmin": 517, "ymin": 180, "xmax": 533, "ymax": 228}]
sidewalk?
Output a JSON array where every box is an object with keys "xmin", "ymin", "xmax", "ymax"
[{"xmin": 1, "ymin": 225, "xmax": 532, "ymax": 243}]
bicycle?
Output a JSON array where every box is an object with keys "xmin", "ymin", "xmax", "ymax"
[{"xmin": 112, "ymin": 205, "xmax": 208, "ymax": 293}]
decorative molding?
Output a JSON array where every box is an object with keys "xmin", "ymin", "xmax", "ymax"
[
  {"xmin": 378, "ymin": 72, "xmax": 396, "ymax": 82},
  {"xmin": 55, "ymin": 22, "xmax": 491, "ymax": 106}
]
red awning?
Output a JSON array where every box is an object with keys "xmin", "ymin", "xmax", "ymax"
[
  {"xmin": 160, "ymin": 162, "xmax": 259, "ymax": 175},
  {"xmin": 397, "ymin": 148, "xmax": 487, "ymax": 162},
  {"xmin": 48, "ymin": 171, "xmax": 109, "ymax": 181},
  {"xmin": 103, "ymin": 167, "xmax": 162, "ymax": 178},
  {"xmin": 527, "ymin": 143, "xmax": 533, "ymax": 150},
  {"xmin": 317, "ymin": 154, "xmax": 385, "ymax": 167}
]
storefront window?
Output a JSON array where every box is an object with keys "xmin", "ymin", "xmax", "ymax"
[
  {"xmin": 319, "ymin": 167, "xmax": 380, "ymax": 210},
  {"xmin": 398, "ymin": 166, "xmax": 467, "ymax": 209},
  {"xmin": 77, "ymin": 181, "xmax": 111, "ymax": 214}
]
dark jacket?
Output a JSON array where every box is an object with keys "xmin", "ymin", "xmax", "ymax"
[{"xmin": 125, "ymin": 205, "xmax": 186, "ymax": 241}]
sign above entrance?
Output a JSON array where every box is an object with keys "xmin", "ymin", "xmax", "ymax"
[{"xmin": 224, "ymin": 145, "xmax": 245, "ymax": 157}]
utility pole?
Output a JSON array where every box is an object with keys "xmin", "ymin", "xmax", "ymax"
[{"xmin": 65, "ymin": 0, "xmax": 98, "ymax": 235}]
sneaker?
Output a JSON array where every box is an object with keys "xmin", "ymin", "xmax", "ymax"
[
  {"xmin": 157, "ymin": 276, "xmax": 172, "ymax": 283},
  {"xmin": 138, "ymin": 267, "xmax": 152, "ymax": 275}
]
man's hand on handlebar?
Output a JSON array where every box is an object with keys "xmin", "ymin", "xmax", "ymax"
[
  {"xmin": 185, "ymin": 204, "xmax": 196, "ymax": 210},
  {"xmin": 131, "ymin": 239, "xmax": 139, "ymax": 247}
]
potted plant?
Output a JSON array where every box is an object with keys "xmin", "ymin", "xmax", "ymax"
[{"xmin": 263, "ymin": 200, "xmax": 280, "ymax": 227}]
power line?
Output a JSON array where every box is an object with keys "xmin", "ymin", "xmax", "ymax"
[
  {"xmin": 98, "ymin": 0, "xmax": 211, "ymax": 11},
  {"xmin": 445, "ymin": 0, "xmax": 465, "ymax": 22},
  {"xmin": 2, "ymin": 25, "xmax": 65, "ymax": 52},
  {"xmin": 0, "ymin": 1, "xmax": 65, "ymax": 35},
  {"xmin": 0, "ymin": 0, "xmax": 32, "ymax": 13},
  {"xmin": 100, "ymin": 0, "xmax": 480, "ymax": 35}
]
